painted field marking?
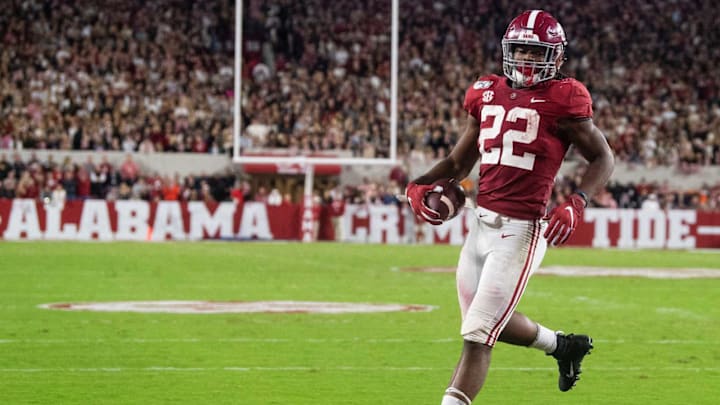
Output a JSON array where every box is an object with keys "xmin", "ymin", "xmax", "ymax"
[
  {"xmin": 0, "ymin": 366, "xmax": 717, "ymax": 373},
  {"xmin": 0, "ymin": 338, "xmax": 713, "ymax": 345},
  {"xmin": 404, "ymin": 266, "xmax": 720, "ymax": 279},
  {"xmin": 539, "ymin": 266, "xmax": 720, "ymax": 279},
  {"xmin": 38, "ymin": 301, "xmax": 436, "ymax": 314}
]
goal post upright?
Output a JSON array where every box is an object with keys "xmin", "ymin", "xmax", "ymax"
[
  {"xmin": 390, "ymin": 0, "xmax": 399, "ymax": 163},
  {"xmin": 233, "ymin": 0, "xmax": 243, "ymax": 162},
  {"xmin": 232, "ymin": 0, "xmax": 399, "ymax": 166},
  {"xmin": 233, "ymin": 0, "xmax": 401, "ymax": 241},
  {"xmin": 300, "ymin": 164, "xmax": 315, "ymax": 242}
]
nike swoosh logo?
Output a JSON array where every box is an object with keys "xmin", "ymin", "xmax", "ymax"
[
  {"xmin": 530, "ymin": 97, "xmax": 546, "ymax": 103},
  {"xmin": 501, "ymin": 233, "xmax": 515, "ymax": 239}
]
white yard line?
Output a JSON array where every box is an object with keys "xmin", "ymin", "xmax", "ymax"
[
  {"xmin": 0, "ymin": 338, "xmax": 714, "ymax": 345},
  {"xmin": 538, "ymin": 266, "xmax": 720, "ymax": 279},
  {"xmin": 0, "ymin": 366, "xmax": 717, "ymax": 373},
  {"xmin": 406, "ymin": 266, "xmax": 720, "ymax": 278}
]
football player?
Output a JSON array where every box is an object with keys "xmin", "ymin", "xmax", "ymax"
[{"xmin": 405, "ymin": 10, "xmax": 614, "ymax": 405}]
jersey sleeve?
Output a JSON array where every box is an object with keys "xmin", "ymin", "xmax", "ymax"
[
  {"xmin": 463, "ymin": 75, "xmax": 497, "ymax": 119},
  {"xmin": 562, "ymin": 79, "xmax": 593, "ymax": 119},
  {"xmin": 463, "ymin": 86, "xmax": 482, "ymax": 119}
]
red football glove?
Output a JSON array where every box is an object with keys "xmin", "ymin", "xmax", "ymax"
[
  {"xmin": 405, "ymin": 182, "xmax": 444, "ymax": 225},
  {"xmin": 543, "ymin": 193, "xmax": 587, "ymax": 246}
]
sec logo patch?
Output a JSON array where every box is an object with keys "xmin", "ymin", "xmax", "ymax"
[{"xmin": 482, "ymin": 90, "xmax": 494, "ymax": 102}]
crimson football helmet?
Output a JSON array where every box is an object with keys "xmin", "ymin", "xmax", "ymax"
[{"xmin": 502, "ymin": 10, "xmax": 567, "ymax": 87}]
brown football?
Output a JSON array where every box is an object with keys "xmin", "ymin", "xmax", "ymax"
[{"xmin": 423, "ymin": 179, "xmax": 467, "ymax": 222}]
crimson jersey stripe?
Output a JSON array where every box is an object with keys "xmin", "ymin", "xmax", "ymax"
[{"xmin": 485, "ymin": 220, "xmax": 540, "ymax": 346}]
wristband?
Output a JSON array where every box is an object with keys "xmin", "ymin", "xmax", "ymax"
[{"xmin": 574, "ymin": 190, "xmax": 589, "ymax": 207}]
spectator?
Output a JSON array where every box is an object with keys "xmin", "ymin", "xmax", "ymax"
[
  {"xmin": 593, "ymin": 187, "xmax": 618, "ymax": 209},
  {"xmin": 76, "ymin": 169, "xmax": 91, "ymax": 200},
  {"xmin": 162, "ymin": 175, "xmax": 182, "ymax": 201},
  {"xmin": 641, "ymin": 193, "xmax": 661, "ymax": 210},
  {"xmin": 267, "ymin": 188, "xmax": 283, "ymax": 206},
  {"xmin": 120, "ymin": 154, "xmax": 140, "ymax": 184},
  {"xmin": 90, "ymin": 165, "xmax": 108, "ymax": 198},
  {"xmin": 60, "ymin": 169, "xmax": 77, "ymax": 200},
  {"xmin": 50, "ymin": 183, "xmax": 67, "ymax": 207}
]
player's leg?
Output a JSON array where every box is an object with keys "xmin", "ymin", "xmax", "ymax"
[
  {"xmin": 493, "ymin": 226, "xmax": 556, "ymax": 348},
  {"xmin": 492, "ymin": 232, "xmax": 593, "ymax": 392},
  {"xmin": 498, "ymin": 310, "xmax": 562, "ymax": 352},
  {"xmin": 442, "ymin": 214, "xmax": 489, "ymax": 404},
  {"xmin": 441, "ymin": 341, "xmax": 492, "ymax": 405},
  {"xmin": 498, "ymin": 311, "xmax": 547, "ymax": 346},
  {"xmin": 443, "ymin": 217, "xmax": 542, "ymax": 404},
  {"xmin": 498, "ymin": 311, "xmax": 593, "ymax": 391}
]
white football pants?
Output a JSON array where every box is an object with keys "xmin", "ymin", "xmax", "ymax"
[{"xmin": 456, "ymin": 206, "xmax": 548, "ymax": 346}]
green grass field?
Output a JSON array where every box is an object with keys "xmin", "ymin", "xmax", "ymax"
[{"xmin": 1, "ymin": 242, "xmax": 719, "ymax": 404}]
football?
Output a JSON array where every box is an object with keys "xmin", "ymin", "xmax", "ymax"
[{"xmin": 423, "ymin": 179, "xmax": 467, "ymax": 222}]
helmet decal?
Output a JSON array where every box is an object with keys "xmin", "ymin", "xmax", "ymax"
[{"xmin": 525, "ymin": 9, "xmax": 541, "ymax": 29}]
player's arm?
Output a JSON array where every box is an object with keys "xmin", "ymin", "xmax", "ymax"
[
  {"xmin": 544, "ymin": 118, "xmax": 614, "ymax": 246},
  {"xmin": 558, "ymin": 118, "xmax": 614, "ymax": 198},
  {"xmin": 405, "ymin": 114, "xmax": 480, "ymax": 224},
  {"xmin": 411, "ymin": 114, "xmax": 480, "ymax": 185}
]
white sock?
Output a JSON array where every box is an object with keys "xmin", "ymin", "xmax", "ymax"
[
  {"xmin": 441, "ymin": 395, "xmax": 469, "ymax": 405},
  {"xmin": 529, "ymin": 324, "xmax": 558, "ymax": 354},
  {"xmin": 442, "ymin": 387, "xmax": 471, "ymax": 405}
]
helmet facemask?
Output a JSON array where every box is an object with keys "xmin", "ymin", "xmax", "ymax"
[{"xmin": 502, "ymin": 40, "xmax": 564, "ymax": 87}]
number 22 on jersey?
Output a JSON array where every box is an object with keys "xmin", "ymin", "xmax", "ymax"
[{"xmin": 478, "ymin": 105, "xmax": 540, "ymax": 171}]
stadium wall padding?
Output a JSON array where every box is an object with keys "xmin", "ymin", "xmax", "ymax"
[{"xmin": 0, "ymin": 199, "xmax": 718, "ymax": 248}]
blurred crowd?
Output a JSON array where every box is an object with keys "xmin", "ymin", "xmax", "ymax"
[
  {"xmin": 1, "ymin": 0, "xmax": 719, "ymax": 170},
  {"xmin": 551, "ymin": 164, "xmax": 720, "ymax": 211},
  {"xmin": 1, "ymin": 0, "xmax": 720, "ymax": 212},
  {"xmin": 345, "ymin": 164, "xmax": 720, "ymax": 211},
  {"xmin": 2, "ymin": 152, "xmax": 719, "ymax": 212},
  {"xmin": 0, "ymin": 0, "xmax": 235, "ymax": 154},
  {"xmin": 0, "ymin": 151, "xmax": 236, "ymax": 204},
  {"xmin": 245, "ymin": 0, "xmax": 720, "ymax": 168}
]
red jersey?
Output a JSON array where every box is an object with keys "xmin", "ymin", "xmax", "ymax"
[
  {"xmin": 329, "ymin": 199, "xmax": 345, "ymax": 217},
  {"xmin": 463, "ymin": 74, "xmax": 593, "ymax": 219}
]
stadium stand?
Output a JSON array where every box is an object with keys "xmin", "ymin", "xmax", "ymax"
[{"xmin": 1, "ymin": 0, "xmax": 719, "ymax": 211}]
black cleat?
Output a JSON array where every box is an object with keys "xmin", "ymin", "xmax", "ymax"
[{"xmin": 550, "ymin": 332, "xmax": 593, "ymax": 392}]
